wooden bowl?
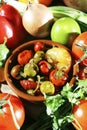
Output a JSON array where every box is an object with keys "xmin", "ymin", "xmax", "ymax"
[{"xmin": 4, "ymin": 40, "xmax": 72, "ymax": 102}]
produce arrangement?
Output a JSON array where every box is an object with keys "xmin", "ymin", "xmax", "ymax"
[
  {"xmin": 10, "ymin": 40, "xmax": 72, "ymax": 96},
  {"xmin": 0, "ymin": 0, "xmax": 87, "ymax": 130}
]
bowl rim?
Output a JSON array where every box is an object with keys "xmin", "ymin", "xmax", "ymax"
[{"xmin": 4, "ymin": 39, "xmax": 71, "ymax": 102}]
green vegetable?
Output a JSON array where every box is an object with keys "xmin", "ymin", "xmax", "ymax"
[
  {"xmin": 26, "ymin": 78, "xmax": 87, "ymax": 130},
  {"xmin": 23, "ymin": 59, "xmax": 39, "ymax": 77},
  {"xmin": 26, "ymin": 112, "xmax": 52, "ymax": 130},
  {"xmin": 0, "ymin": 38, "xmax": 10, "ymax": 67},
  {"xmin": 49, "ymin": 6, "xmax": 87, "ymax": 32},
  {"xmin": 44, "ymin": 78, "xmax": 87, "ymax": 130}
]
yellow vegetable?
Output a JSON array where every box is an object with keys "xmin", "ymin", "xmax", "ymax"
[{"xmin": 18, "ymin": 0, "xmax": 28, "ymax": 4}]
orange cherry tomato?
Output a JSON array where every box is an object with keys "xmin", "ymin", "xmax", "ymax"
[
  {"xmin": 49, "ymin": 69, "xmax": 68, "ymax": 89},
  {"xmin": 20, "ymin": 79, "xmax": 37, "ymax": 90},
  {"xmin": 28, "ymin": 0, "xmax": 53, "ymax": 6},
  {"xmin": 34, "ymin": 41, "xmax": 44, "ymax": 52},
  {"xmin": 38, "ymin": 60, "xmax": 51, "ymax": 75},
  {"xmin": 17, "ymin": 50, "xmax": 33, "ymax": 65},
  {"xmin": 38, "ymin": 0, "xmax": 53, "ymax": 6}
]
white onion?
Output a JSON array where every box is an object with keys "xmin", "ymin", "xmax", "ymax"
[{"xmin": 22, "ymin": 3, "xmax": 54, "ymax": 38}]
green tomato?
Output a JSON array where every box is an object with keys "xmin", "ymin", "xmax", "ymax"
[{"xmin": 51, "ymin": 17, "xmax": 81, "ymax": 45}]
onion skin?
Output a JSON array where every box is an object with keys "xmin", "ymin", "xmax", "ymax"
[{"xmin": 22, "ymin": 3, "xmax": 54, "ymax": 38}]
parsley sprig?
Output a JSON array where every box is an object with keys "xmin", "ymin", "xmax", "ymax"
[{"xmin": 44, "ymin": 78, "xmax": 87, "ymax": 130}]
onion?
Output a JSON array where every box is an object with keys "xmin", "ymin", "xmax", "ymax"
[{"xmin": 22, "ymin": 3, "xmax": 54, "ymax": 38}]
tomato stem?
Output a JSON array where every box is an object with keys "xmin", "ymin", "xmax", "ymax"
[{"xmin": 76, "ymin": 42, "xmax": 87, "ymax": 64}]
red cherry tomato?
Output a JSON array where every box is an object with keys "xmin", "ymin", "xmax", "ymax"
[
  {"xmin": 78, "ymin": 67, "xmax": 87, "ymax": 80},
  {"xmin": 38, "ymin": 0, "xmax": 53, "ymax": 6},
  {"xmin": 49, "ymin": 69, "xmax": 68, "ymax": 88},
  {"xmin": 20, "ymin": 79, "xmax": 37, "ymax": 90},
  {"xmin": 34, "ymin": 41, "xmax": 44, "ymax": 52},
  {"xmin": 17, "ymin": 50, "xmax": 33, "ymax": 65},
  {"xmin": 0, "ymin": 93, "xmax": 25, "ymax": 130},
  {"xmin": 72, "ymin": 32, "xmax": 87, "ymax": 66},
  {"xmin": 72, "ymin": 100, "xmax": 87, "ymax": 130},
  {"xmin": 0, "ymin": 4, "xmax": 27, "ymax": 49},
  {"xmin": 38, "ymin": 60, "xmax": 51, "ymax": 75}
]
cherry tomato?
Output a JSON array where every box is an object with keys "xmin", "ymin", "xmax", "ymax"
[
  {"xmin": 72, "ymin": 32, "xmax": 87, "ymax": 66},
  {"xmin": 78, "ymin": 67, "xmax": 87, "ymax": 80},
  {"xmin": 0, "ymin": 93, "xmax": 25, "ymax": 130},
  {"xmin": 34, "ymin": 41, "xmax": 45, "ymax": 52},
  {"xmin": 49, "ymin": 69, "xmax": 68, "ymax": 88},
  {"xmin": 38, "ymin": 60, "xmax": 52, "ymax": 75},
  {"xmin": 17, "ymin": 50, "xmax": 33, "ymax": 65},
  {"xmin": 72, "ymin": 100, "xmax": 87, "ymax": 130},
  {"xmin": 38, "ymin": 0, "xmax": 53, "ymax": 6},
  {"xmin": 20, "ymin": 79, "xmax": 37, "ymax": 90},
  {"xmin": 28, "ymin": 0, "xmax": 53, "ymax": 6}
]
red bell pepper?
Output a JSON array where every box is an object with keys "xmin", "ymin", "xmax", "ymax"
[{"xmin": 0, "ymin": 4, "xmax": 28, "ymax": 49}]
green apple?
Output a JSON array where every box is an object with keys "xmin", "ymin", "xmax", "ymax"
[{"xmin": 51, "ymin": 17, "xmax": 81, "ymax": 45}]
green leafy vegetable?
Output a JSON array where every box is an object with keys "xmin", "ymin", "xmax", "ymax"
[
  {"xmin": 44, "ymin": 78, "xmax": 87, "ymax": 130},
  {"xmin": 27, "ymin": 78, "xmax": 87, "ymax": 130},
  {"xmin": 0, "ymin": 38, "xmax": 10, "ymax": 67}
]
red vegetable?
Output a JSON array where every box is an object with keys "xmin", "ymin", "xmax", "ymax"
[
  {"xmin": 38, "ymin": 60, "xmax": 51, "ymax": 75},
  {"xmin": 34, "ymin": 41, "xmax": 44, "ymax": 52},
  {"xmin": 0, "ymin": 93, "xmax": 25, "ymax": 130},
  {"xmin": 72, "ymin": 32, "xmax": 87, "ymax": 66},
  {"xmin": 17, "ymin": 50, "xmax": 33, "ymax": 65},
  {"xmin": 49, "ymin": 69, "xmax": 68, "ymax": 88},
  {"xmin": 0, "ymin": 4, "xmax": 27, "ymax": 48},
  {"xmin": 72, "ymin": 100, "xmax": 87, "ymax": 130},
  {"xmin": 20, "ymin": 79, "xmax": 37, "ymax": 90},
  {"xmin": 78, "ymin": 67, "xmax": 87, "ymax": 80},
  {"xmin": 38, "ymin": 0, "xmax": 53, "ymax": 6}
]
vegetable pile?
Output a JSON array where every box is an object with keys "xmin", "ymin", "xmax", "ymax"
[
  {"xmin": 27, "ymin": 78, "xmax": 87, "ymax": 130},
  {"xmin": 44, "ymin": 77, "xmax": 87, "ymax": 130},
  {"xmin": 0, "ymin": 1, "xmax": 87, "ymax": 130},
  {"xmin": 10, "ymin": 41, "xmax": 72, "ymax": 96}
]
